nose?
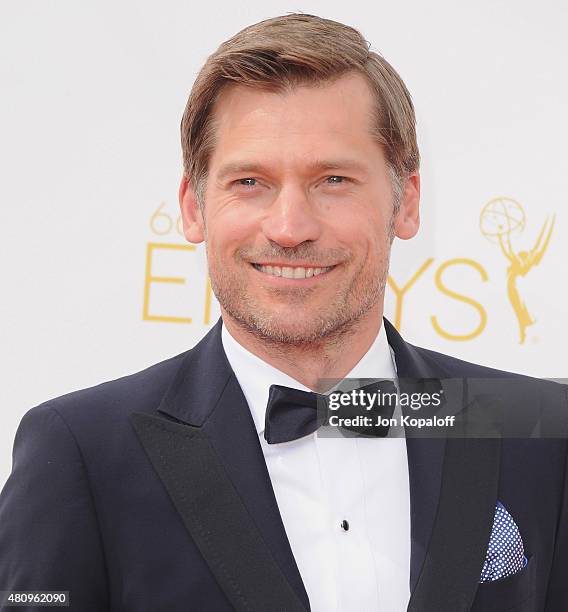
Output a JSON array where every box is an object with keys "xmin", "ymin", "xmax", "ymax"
[{"xmin": 261, "ymin": 185, "xmax": 322, "ymax": 247}]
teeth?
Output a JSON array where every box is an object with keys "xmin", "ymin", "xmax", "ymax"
[{"xmin": 253, "ymin": 264, "xmax": 333, "ymax": 278}]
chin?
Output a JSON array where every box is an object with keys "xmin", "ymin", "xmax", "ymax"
[{"xmin": 242, "ymin": 309, "xmax": 351, "ymax": 345}]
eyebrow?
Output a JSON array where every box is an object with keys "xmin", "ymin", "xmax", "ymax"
[{"xmin": 216, "ymin": 158, "xmax": 368, "ymax": 182}]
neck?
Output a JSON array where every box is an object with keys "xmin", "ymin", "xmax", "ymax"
[{"xmin": 221, "ymin": 305, "xmax": 383, "ymax": 392}]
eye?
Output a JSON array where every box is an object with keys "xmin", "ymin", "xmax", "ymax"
[
  {"xmin": 236, "ymin": 178, "xmax": 257, "ymax": 188},
  {"xmin": 325, "ymin": 175, "xmax": 348, "ymax": 185}
]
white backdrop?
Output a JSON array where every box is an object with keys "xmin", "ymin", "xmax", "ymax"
[{"xmin": 1, "ymin": 0, "xmax": 567, "ymax": 488}]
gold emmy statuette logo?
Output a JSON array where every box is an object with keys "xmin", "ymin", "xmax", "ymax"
[{"xmin": 480, "ymin": 197, "xmax": 555, "ymax": 344}]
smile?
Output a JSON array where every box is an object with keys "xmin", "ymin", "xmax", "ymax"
[{"xmin": 251, "ymin": 263, "xmax": 336, "ymax": 279}]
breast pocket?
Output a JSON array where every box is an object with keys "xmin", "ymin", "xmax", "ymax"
[{"xmin": 470, "ymin": 555, "xmax": 536, "ymax": 612}]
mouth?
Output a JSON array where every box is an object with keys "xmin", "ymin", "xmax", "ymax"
[{"xmin": 250, "ymin": 263, "xmax": 337, "ymax": 279}]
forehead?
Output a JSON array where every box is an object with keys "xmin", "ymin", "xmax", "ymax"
[{"xmin": 207, "ymin": 72, "xmax": 381, "ymax": 168}]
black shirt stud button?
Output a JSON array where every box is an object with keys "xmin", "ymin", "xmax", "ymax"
[{"xmin": 341, "ymin": 519, "xmax": 349, "ymax": 531}]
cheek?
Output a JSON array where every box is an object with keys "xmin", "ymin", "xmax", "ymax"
[
  {"xmin": 332, "ymin": 210, "xmax": 387, "ymax": 249},
  {"xmin": 207, "ymin": 207, "xmax": 260, "ymax": 256}
]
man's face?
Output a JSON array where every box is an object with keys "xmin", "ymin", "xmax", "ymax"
[{"xmin": 180, "ymin": 72, "xmax": 419, "ymax": 345}]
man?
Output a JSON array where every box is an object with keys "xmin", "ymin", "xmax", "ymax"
[{"xmin": 0, "ymin": 13, "xmax": 566, "ymax": 612}]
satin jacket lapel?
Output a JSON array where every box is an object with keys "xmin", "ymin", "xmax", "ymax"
[
  {"xmin": 130, "ymin": 318, "xmax": 309, "ymax": 612},
  {"xmin": 383, "ymin": 318, "xmax": 502, "ymax": 612}
]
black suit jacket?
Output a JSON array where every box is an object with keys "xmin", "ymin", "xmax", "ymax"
[{"xmin": 1, "ymin": 317, "xmax": 567, "ymax": 611}]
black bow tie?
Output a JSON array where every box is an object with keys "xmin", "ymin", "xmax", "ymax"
[{"xmin": 264, "ymin": 379, "xmax": 398, "ymax": 444}]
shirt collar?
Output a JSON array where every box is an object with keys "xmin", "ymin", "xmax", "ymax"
[{"xmin": 221, "ymin": 320, "xmax": 398, "ymax": 436}]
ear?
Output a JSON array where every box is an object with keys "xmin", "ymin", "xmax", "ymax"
[
  {"xmin": 178, "ymin": 176, "xmax": 205, "ymax": 243},
  {"xmin": 393, "ymin": 172, "xmax": 420, "ymax": 240}
]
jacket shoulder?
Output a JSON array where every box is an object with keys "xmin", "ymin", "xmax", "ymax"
[
  {"xmin": 29, "ymin": 349, "xmax": 191, "ymax": 426},
  {"xmin": 410, "ymin": 341, "xmax": 555, "ymax": 384},
  {"xmin": 408, "ymin": 343, "xmax": 568, "ymax": 426}
]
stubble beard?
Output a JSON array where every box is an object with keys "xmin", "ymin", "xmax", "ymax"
[{"xmin": 206, "ymin": 215, "xmax": 395, "ymax": 351}]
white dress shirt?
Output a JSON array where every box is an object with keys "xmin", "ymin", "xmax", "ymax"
[{"xmin": 221, "ymin": 321, "xmax": 411, "ymax": 612}]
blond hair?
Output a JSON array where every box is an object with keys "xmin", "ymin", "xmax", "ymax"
[{"xmin": 180, "ymin": 13, "xmax": 419, "ymax": 207}]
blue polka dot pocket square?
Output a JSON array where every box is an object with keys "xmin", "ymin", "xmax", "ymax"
[{"xmin": 480, "ymin": 501, "xmax": 528, "ymax": 582}]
